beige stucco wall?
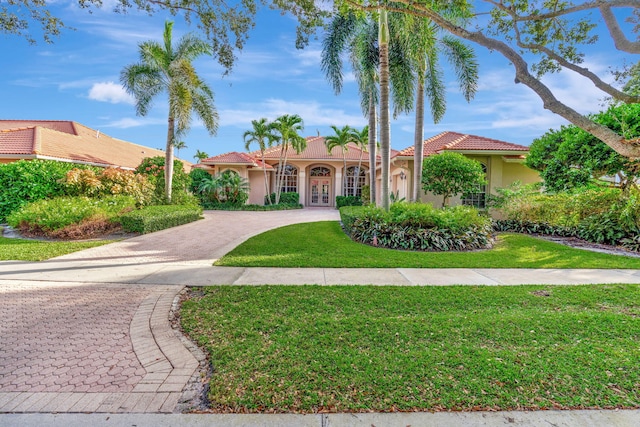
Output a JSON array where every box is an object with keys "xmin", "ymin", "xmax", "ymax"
[
  {"xmin": 265, "ymin": 160, "xmax": 370, "ymax": 207},
  {"xmin": 248, "ymin": 169, "xmax": 268, "ymax": 205},
  {"xmin": 398, "ymin": 154, "xmax": 540, "ymax": 207}
]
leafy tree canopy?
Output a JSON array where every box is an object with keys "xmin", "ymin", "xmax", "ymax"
[
  {"xmin": 526, "ymin": 103, "xmax": 640, "ymax": 193},
  {"xmin": 3, "ymin": 0, "xmax": 328, "ymax": 71},
  {"xmin": 421, "ymin": 152, "xmax": 486, "ymax": 207}
]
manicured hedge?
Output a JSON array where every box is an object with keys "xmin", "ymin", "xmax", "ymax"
[
  {"xmin": 340, "ymin": 203, "xmax": 493, "ymax": 251},
  {"xmin": 208, "ymin": 203, "xmax": 303, "ymax": 211},
  {"xmin": 336, "ymin": 195, "xmax": 363, "ymax": 208},
  {"xmin": 120, "ymin": 205, "xmax": 203, "ymax": 234},
  {"xmin": 265, "ymin": 192, "xmax": 300, "ymax": 206}
]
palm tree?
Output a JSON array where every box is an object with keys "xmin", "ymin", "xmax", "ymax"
[
  {"xmin": 244, "ymin": 118, "xmax": 279, "ymax": 205},
  {"xmin": 321, "ymin": 11, "xmax": 414, "ymax": 208},
  {"xmin": 193, "ymin": 149, "xmax": 209, "ymax": 163},
  {"xmin": 407, "ymin": 19, "xmax": 478, "ymax": 202},
  {"xmin": 379, "ymin": 8, "xmax": 391, "ymax": 211},
  {"xmin": 325, "ymin": 125, "xmax": 354, "ymax": 196},
  {"xmin": 350, "ymin": 126, "xmax": 369, "ymax": 197},
  {"xmin": 271, "ymin": 114, "xmax": 306, "ymax": 205},
  {"xmin": 121, "ymin": 20, "xmax": 218, "ymax": 203},
  {"xmin": 173, "ymin": 140, "xmax": 187, "ymax": 158}
]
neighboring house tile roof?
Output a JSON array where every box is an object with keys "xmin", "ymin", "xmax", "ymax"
[
  {"xmin": 0, "ymin": 120, "xmax": 190, "ymax": 170},
  {"xmin": 202, "ymin": 151, "xmax": 274, "ymax": 169},
  {"xmin": 395, "ymin": 131, "xmax": 529, "ymax": 157}
]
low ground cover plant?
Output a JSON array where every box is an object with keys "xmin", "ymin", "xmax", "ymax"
[
  {"xmin": 341, "ymin": 203, "xmax": 493, "ymax": 251},
  {"xmin": 492, "ymin": 184, "xmax": 640, "ymax": 250},
  {"xmin": 7, "ymin": 195, "xmax": 136, "ymax": 239},
  {"xmin": 181, "ymin": 284, "xmax": 640, "ymax": 413},
  {"xmin": 216, "ymin": 222, "xmax": 640, "ymax": 269}
]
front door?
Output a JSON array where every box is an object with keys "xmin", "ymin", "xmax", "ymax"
[{"xmin": 310, "ymin": 178, "xmax": 331, "ymax": 206}]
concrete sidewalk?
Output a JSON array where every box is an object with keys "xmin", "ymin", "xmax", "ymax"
[
  {"xmin": 3, "ymin": 409, "xmax": 640, "ymax": 427},
  {"xmin": 2, "ymin": 261, "xmax": 640, "ymax": 286}
]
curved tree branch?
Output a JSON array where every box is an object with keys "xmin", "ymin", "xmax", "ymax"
[
  {"xmin": 600, "ymin": 4, "xmax": 640, "ymax": 54},
  {"xmin": 344, "ymin": 0, "xmax": 640, "ymax": 158}
]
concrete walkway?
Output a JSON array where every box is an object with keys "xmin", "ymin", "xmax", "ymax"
[{"xmin": 1, "ymin": 209, "xmax": 640, "ymax": 425}]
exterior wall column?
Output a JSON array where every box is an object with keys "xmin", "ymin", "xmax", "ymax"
[
  {"xmin": 336, "ymin": 166, "xmax": 343, "ymax": 197},
  {"xmin": 298, "ymin": 169, "xmax": 306, "ymax": 206}
]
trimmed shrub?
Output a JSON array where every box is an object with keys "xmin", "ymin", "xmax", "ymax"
[
  {"xmin": 7, "ymin": 195, "xmax": 135, "ymax": 235},
  {"xmin": 208, "ymin": 203, "xmax": 303, "ymax": 211},
  {"xmin": 265, "ymin": 192, "xmax": 299, "ymax": 206},
  {"xmin": 0, "ymin": 160, "xmax": 98, "ymax": 221},
  {"xmin": 336, "ymin": 195, "xmax": 363, "ymax": 208},
  {"xmin": 341, "ymin": 203, "xmax": 493, "ymax": 251},
  {"xmin": 61, "ymin": 167, "xmax": 154, "ymax": 206},
  {"xmin": 120, "ymin": 205, "xmax": 203, "ymax": 234},
  {"xmin": 135, "ymin": 157, "xmax": 191, "ymax": 205},
  {"xmin": 493, "ymin": 185, "xmax": 640, "ymax": 250}
]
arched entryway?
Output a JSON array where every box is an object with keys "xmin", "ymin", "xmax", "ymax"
[{"xmin": 308, "ymin": 166, "xmax": 332, "ymax": 207}]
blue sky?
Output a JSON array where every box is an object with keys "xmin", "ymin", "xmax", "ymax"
[{"xmin": 0, "ymin": 3, "xmax": 631, "ymax": 162}]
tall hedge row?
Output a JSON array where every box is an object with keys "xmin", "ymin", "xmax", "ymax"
[{"xmin": 0, "ymin": 160, "xmax": 97, "ymax": 221}]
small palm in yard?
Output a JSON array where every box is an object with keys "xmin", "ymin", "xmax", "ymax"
[
  {"xmin": 325, "ymin": 125, "xmax": 355, "ymax": 195},
  {"xmin": 121, "ymin": 20, "xmax": 218, "ymax": 203}
]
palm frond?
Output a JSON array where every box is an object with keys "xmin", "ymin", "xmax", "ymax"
[{"xmin": 439, "ymin": 35, "xmax": 479, "ymax": 102}]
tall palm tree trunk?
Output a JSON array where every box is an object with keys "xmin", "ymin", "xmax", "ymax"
[
  {"xmin": 356, "ymin": 149, "xmax": 364, "ymax": 197},
  {"xmin": 413, "ymin": 79, "xmax": 425, "ymax": 203},
  {"xmin": 261, "ymin": 151, "xmax": 271, "ymax": 205},
  {"xmin": 368, "ymin": 95, "xmax": 377, "ymax": 205},
  {"xmin": 379, "ymin": 9, "xmax": 391, "ymax": 211},
  {"xmin": 165, "ymin": 116, "xmax": 175, "ymax": 203}
]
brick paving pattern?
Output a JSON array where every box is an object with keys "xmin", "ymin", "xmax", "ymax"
[{"xmin": 0, "ymin": 282, "xmax": 150, "ymax": 393}]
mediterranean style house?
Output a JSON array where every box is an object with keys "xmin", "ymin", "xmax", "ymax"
[
  {"xmin": 200, "ymin": 131, "xmax": 540, "ymax": 208},
  {"xmin": 0, "ymin": 120, "xmax": 190, "ymax": 170}
]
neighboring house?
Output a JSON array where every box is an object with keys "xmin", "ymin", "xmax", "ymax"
[
  {"xmin": 0, "ymin": 120, "xmax": 191, "ymax": 170},
  {"xmin": 200, "ymin": 131, "xmax": 540, "ymax": 208}
]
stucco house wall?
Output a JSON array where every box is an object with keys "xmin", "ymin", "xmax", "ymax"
[{"xmin": 202, "ymin": 132, "xmax": 540, "ymax": 208}]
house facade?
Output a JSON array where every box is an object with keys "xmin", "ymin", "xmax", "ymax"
[
  {"xmin": 200, "ymin": 131, "xmax": 541, "ymax": 208},
  {"xmin": 0, "ymin": 120, "xmax": 191, "ymax": 170}
]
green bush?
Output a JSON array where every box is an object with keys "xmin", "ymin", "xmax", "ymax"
[
  {"xmin": 120, "ymin": 205, "xmax": 203, "ymax": 234},
  {"xmin": 341, "ymin": 203, "xmax": 493, "ymax": 251},
  {"xmin": 61, "ymin": 167, "xmax": 154, "ymax": 206},
  {"xmin": 7, "ymin": 195, "xmax": 135, "ymax": 232},
  {"xmin": 197, "ymin": 171, "xmax": 250, "ymax": 208},
  {"xmin": 0, "ymin": 160, "xmax": 98, "ymax": 221},
  {"xmin": 208, "ymin": 203, "xmax": 303, "ymax": 211},
  {"xmin": 135, "ymin": 157, "xmax": 191, "ymax": 205},
  {"xmin": 493, "ymin": 186, "xmax": 640, "ymax": 250},
  {"xmin": 265, "ymin": 192, "xmax": 299, "ymax": 206},
  {"xmin": 336, "ymin": 195, "xmax": 363, "ymax": 208}
]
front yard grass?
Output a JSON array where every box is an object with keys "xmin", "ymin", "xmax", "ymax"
[
  {"xmin": 0, "ymin": 237, "xmax": 114, "ymax": 261},
  {"xmin": 215, "ymin": 221, "xmax": 640, "ymax": 269},
  {"xmin": 181, "ymin": 284, "xmax": 640, "ymax": 413}
]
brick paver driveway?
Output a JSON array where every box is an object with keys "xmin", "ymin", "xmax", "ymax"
[{"xmin": 0, "ymin": 209, "xmax": 338, "ymax": 413}]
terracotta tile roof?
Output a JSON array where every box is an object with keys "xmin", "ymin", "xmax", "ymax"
[
  {"xmin": 202, "ymin": 151, "xmax": 274, "ymax": 169},
  {"xmin": 258, "ymin": 136, "xmax": 369, "ymax": 161},
  {"xmin": 0, "ymin": 120, "xmax": 191, "ymax": 170},
  {"xmin": 395, "ymin": 131, "xmax": 529, "ymax": 157}
]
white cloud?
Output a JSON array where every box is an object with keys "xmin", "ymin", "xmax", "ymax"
[
  {"xmin": 88, "ymin": 82, "xmax": 134, "ymax": 104},
  {"xmin": 219, "ymin": 98, "xmax": 367, "ymax": 128},
  {"xmin": 102, "ymin": 117, "xmax": 165, "ymax": 128}
]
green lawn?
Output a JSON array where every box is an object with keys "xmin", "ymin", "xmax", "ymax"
[
  {"xmin": 215, "ymin": 221, "xmax": 640, "ymax": 269},
  {"xmin": 0, "ymin": 237, "xmax": 114, "ymax": 261},
  {"xmin": 181, "ymin": 285, "xmax": 640, "ymax": 413}
]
